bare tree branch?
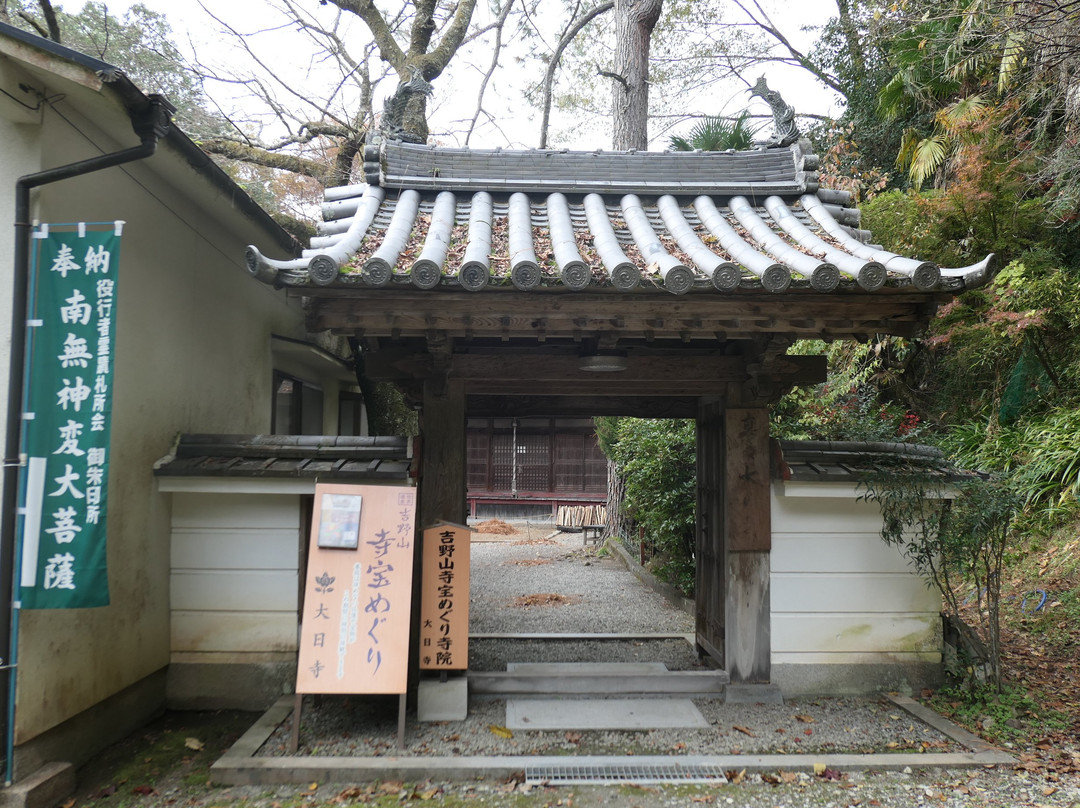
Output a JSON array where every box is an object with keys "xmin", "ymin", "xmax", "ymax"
[
  {"xmin": 324, "ymin": 0, "xmax": 407, "ymax": 69},
  {"xmin": 729, "ymin": 0, "xmax": 843, "ymax": 95},
  {"xmin": 199, "ymin": 139, "xmax": 337, "ymax": 185},
  {"xmin": 464, "ymin": 0, "xmax": 515, "ymax": 145},
  {"xmin": 539, "ymin": 1, "xmax": 613, "ymax": 148},
  {"xmin": 37, "ymin": 0, "xmax": 59, "ymax": 41}
]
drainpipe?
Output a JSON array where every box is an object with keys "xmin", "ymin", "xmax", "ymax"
[{"xmin": 0, "ymin": 94, "xmax": 174, "ymax": 785}]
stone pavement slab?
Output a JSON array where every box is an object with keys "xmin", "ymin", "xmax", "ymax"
[{"xmin": 505, "ymin": 697, "xmax": 709, "ymax": 730}]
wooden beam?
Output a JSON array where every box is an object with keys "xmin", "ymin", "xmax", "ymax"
[
  {"xmin": 453, "ymin": 354, "xmax": 747, "ymax": 383},
  {"xmin": 466, "ymin": 380, "xmax": 730, "ymax": 396},
  {"xmin": 367, "ymin": 350, "xmax": 823, "ymax": 399},
  {"xmin": 365, "ymin": 351, "xmax": 750, "ymax": 383},
  {"xmin": 303, "ymin": 290, "xmax": 944, "ymax": 341},
  {"xmin": 467, "ymin": 395, "xmax": 698, "ymax": 418}
]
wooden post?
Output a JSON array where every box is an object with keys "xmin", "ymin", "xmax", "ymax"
[
  {"xmin": 410, "ymin": 378, "xmax": 466, "ymax": 689},
  {"xmin": 419, "ymin": 377, "xmax": 467, "ymax": 527},
  {"xmin": 724, "ymin": 407, "xmax": 771, "ymax": 683},
  {"xmin": 289, "ymin": 693, "xmax": 302, "ymax": 754},
  {"xmin": 694, "ymin": 397, "xmax": 724, "ymax": 665}
]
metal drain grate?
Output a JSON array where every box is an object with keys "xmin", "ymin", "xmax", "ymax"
[{"xmin": 525, "ymin": 761, "xmax": 727, "ymax": 785}]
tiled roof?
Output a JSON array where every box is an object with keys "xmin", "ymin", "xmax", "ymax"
[
  {"xmin": 245, "ymin": 141, "xmax": 996, "ymax": 297},
  {"xmin": 773, "ymin": 439, "xmax": 964, "ymax": 483},
  {"xmin": 153, "ymin": 435, "xmax": 412, "ymax": 480}
]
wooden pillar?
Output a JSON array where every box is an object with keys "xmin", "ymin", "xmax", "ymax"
[
  {"xmin": 724, "ymin": 407, "xmax": 771, "ymax": 683},
  {"xmin": 695, "ymin": 397, "xmax": 725, "ymax": 665},
  {"xmin": 418, "ymin": 378, "xmax": 467, "ymax": 528},
  {"xmin": 411, "ymin": 378, "xmax": 466, "ymax": 689}
]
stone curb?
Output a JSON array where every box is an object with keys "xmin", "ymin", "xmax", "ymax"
[
  {"xmin": 0, "ymin": 762, "xmax": 74, "ymax": 808},
  {"xmin": 210, "ymin": 695, "xmax": 1014, "ymax": 786},
  {"xmin": 603, "ymin": 538, "xmax": 695, "ymax": 616}
]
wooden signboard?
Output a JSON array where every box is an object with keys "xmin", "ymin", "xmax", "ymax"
[
  {"xmin": 296, "ymin": 483, "xmax": 417, "ymax": 695},
  {"xmin": 419, "ymin": 522, "xmax": 471, "ymax": 670}
]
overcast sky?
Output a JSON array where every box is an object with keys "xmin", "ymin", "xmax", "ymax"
[{"xmin": 94, "ymin": 0, "xmax": 844, "ymax": 150}]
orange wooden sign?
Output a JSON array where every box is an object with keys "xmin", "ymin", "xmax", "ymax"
[
  {"xmin": 419, "ymin": 522, "xmax": 471, "ymax": 670},
  {"xmin": 296, "ymin": 483, "xmax": 416, "ymax": 694}
]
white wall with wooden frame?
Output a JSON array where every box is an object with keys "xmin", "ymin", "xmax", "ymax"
[
  {"xmin": 161, "ymin": 479, "xmax": 310, "ymax": 709},
  {"xmin": 770, "ymin": 480, "xmax": 943, "ymax": 696}
]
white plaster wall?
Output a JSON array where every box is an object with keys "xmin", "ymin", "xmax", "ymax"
[
  {"xmin": 3, "ymin": 95, "xmax": 308, "ymax": 744},
  {"xmin": 770, "ymin": 482, "xmax": 942, "ymax": 678},
  {"xmin": 0, "ymin": 57, "xmax": 43, "ymax": 456},
  {"xmin": 169, "ymin": 492, "xmax": 301, "ymax": 660}
]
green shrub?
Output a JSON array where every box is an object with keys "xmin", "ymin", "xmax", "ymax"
[{"xmin": 605, "ymin": 419, "xmax": 696, "ymax": 596}]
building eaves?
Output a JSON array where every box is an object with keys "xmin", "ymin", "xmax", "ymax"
[{"xmin": 246, "ymin": 139, "xmax": 997, "ymax": 297}]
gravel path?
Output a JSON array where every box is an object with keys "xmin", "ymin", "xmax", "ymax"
[
  {"xmin": 230, "ymin": 526, "xmax": 1080, "ymax": 806},
  {"xmin": 72, "ymin": 524, "xmax": 1080, "ymax": 808},
  {"xmin": 262, "ymin": 527, "xmax": 958, "ymax": 758},
  {"xmin": 468, "ymin": 527, "xmax": 693, "ymax": 635}
]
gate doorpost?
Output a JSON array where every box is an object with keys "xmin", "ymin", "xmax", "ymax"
[{"xmin": 724, "ymin": 407, "xmax": 771, "ymax": 683}]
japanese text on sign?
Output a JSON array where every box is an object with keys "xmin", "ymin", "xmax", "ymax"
[
  {"xmin": 296, "ymin": 484, "xmax": 416, "ymax": 694},
  {"xmin": 419, "ymin": 522, "xmax": 470, "ymax": 670}
]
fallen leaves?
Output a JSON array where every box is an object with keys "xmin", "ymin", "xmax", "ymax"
[
  {"xmin": 473, "ymin": 519, "xmax": 517, "ymax": 535},
  {"xmin": 183, "ymin": 737, "xmax": 204, "ymax": 751},
  {"xmin": 509, "ymin": 593, "xmax": 580, "ymax": 608},
  {"xmin": 732, "ymin": 724, "xmax": 756, "ymax": 737}
]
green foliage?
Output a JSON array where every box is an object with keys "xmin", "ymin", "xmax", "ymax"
[
  {"xmin": 603, "ymin": 419, "xmax": 696, "ymax": 596},
  {"xmin": 861, "ymin": 114, "xmax": 1047, "ymax": 266},
  {"xmin": 861, "ymin": 474, "xmax": 1020, "ymax": 691},
  {"xmin": 808, "ymin": 1, "xmax": 902, "ymax": 183},
  {"xmin": 928, "ymin": 683, "xmax": 1070, "ymax": 746},
  {"xmin": 668, "ymin": 111, "xmax": 758, "ymax": 152},
  {"xmin": 771, "ymin": 339, "xmax": 923, "ymax": 442}
]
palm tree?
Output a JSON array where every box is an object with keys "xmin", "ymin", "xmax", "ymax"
[{"xmin": 668, "ymin": 111, "xmax": 758, "ymax": 151}]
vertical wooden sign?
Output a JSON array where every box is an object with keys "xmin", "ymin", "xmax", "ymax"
[
  {"xmin": 296, "ymin": 483, "xmax": 416, "ymax": 694},
  {"xmin": 419, "ymin": 522, "xmax": 471, "ymax": 670}
]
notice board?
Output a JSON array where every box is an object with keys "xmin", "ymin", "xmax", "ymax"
[
  {"xmin": 296, "ymin": 483, "xmax": 416, "ymax": 694},
  {"xmin": 419, "ymin": 522, "xmax": 471, "ymax": 670}
]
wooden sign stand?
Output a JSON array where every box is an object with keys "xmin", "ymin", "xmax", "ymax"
[
  {"xmin": 291, "ymin": 483, "xmax": 417, "ymax": 755},
  {"xmin": 288, "ymin": 693, "xmax": 406, "ymax": 754}
]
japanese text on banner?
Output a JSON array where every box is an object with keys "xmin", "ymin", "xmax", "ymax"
[{"xmin": 19, "ymin": 225, "xmax": 120, "ymax": 609}]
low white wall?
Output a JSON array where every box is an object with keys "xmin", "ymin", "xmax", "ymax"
[
  {"xmin": 165, "ymin": 486, "xmax": 306, "ymax": 708},
  {"xmin": 770, "ymin": 481, "xmax": 942, "ymax": 695}
]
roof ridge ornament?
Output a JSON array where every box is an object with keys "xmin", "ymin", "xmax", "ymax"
[
  {"xmin": 750, "ymin": 77, "xmax": 800, "ymax": 148},
  {"xmin": 378, "ymin": 66, "xmax": 433, "ymax": 145}
]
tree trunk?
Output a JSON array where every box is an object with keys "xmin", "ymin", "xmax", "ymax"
[
  {"xmin": 611, "ymin": 0, "xmax": 663, "ymax": 150},
  {"xmin": 604, "ymin": 459, "xmax": 636, "ymax": 547}
]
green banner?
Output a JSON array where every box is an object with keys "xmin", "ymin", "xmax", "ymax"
[{"xmin": 18, "ymin": 224, "xmax": 121, "ymax": 609}]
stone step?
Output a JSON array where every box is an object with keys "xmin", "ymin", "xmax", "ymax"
[{"xmin": 469, "ymin": 664, "xmax": 728, "ymax": 697}]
